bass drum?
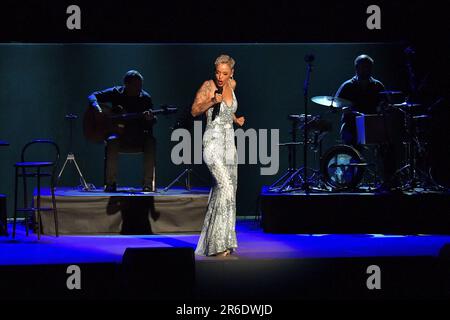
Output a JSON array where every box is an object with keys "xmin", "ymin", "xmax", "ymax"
[{"xmin": 321, "ymin": 145, "xmax": 365, "ymax": 191}]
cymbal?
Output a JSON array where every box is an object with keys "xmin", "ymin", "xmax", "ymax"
[
  {"xmin": 311, "ymin": 96, "xmax": 352, "ymax": 109},
  {"xmin": 391, "ymin": 102, "xmax": 422, "ymax": 108},
  {"xmin": 379, "ymin": 90, "xmax": 403, "ymax": 95}
]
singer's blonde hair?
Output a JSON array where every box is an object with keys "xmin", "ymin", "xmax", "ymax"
[{"xmin": 214, "ymin": 54, "xmax": 235, "ymax": 69}]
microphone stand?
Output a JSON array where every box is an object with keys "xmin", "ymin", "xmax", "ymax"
[{"xmin": 302, "ymin": 55, "xmax": 314, "ymax": 194}]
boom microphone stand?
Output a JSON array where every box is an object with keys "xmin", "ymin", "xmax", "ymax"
[
  {"xmin": 301, "ymin": 54, "xmax": 314, "ymax": 194},
  {"xmin": 269, "ymin": 54, "xmax": 316, "ymax": 193}
]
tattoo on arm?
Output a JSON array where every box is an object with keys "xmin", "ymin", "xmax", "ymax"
[
  {"xmin": 193, "ymin": 81, "xmax": 212, "ymax": 111},
  {"xmin": 200, "ymin": 81, "xmax": 210, "ymax": 100}
]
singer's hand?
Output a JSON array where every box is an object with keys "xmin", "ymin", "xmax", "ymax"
[
  {"xmin": 212, "ymin": 93, "xmax": 223, "ymax": 104},
  {"xmin": 235, "ymin": 116, "xmax": 245, "ymax": 127}
]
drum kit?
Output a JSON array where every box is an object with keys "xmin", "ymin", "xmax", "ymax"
[{"xmin": 269, "ymin": 91, "xmax": 445, "ymax": 193}]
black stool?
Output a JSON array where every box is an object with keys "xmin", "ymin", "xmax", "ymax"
[{"xmin": 12, "ymin": 140, "xmax": 60, "ymax": 239}]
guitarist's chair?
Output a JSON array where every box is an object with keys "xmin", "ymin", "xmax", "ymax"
[
  {"xmin": 12, "ymin": 139, "xmax": 60, "ymax": 239},
  {"xmin": 104, "ymin": 133, "xmax": 156, "ymax": 191}
]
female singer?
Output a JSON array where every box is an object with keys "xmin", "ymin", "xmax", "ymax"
[{"xmin": 191, "ymin": 54, "xmax": 245, "ymax": 257}]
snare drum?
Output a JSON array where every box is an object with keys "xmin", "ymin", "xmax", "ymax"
[{"xmin": 355, "ymin": 111, "xmax": 406, "ymax": 145}]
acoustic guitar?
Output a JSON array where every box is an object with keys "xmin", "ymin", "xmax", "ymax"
[{"xmin": 83, "ymin": 103, "xmax": 177, "ymax": 143}]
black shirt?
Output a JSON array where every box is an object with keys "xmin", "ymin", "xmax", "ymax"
[
  {"xmin": 335, "ymin": 76, "xmax": 385, "ymax": 114},
  {"xmin": 88, "ymin": 86, "xmax": 155, "ymax": 137},
  {"xmin": 88, "ymin": 85, "xmax": 153, "ymax": 113}
]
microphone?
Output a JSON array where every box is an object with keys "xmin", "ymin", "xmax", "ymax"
[
  {"xmin": 212, "ymin": 80, "xmax": 223, "ymax": 121},
  {"xmin": 215, "ymin": 84, "xmax": 223, "ymax": 95}
]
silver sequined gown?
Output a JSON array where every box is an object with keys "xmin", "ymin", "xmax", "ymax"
[{"xmin": 195, "ymin": 88, "xmax": 238, "ymax": 256}]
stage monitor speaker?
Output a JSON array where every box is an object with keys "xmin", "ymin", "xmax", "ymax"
[
  {"xmin": 439, "ymin": 244, "xmax": 450, "ymax": 259},
  {"xmin": 121, "ymin": 247, "xmax": 195, "ymax": 300}
]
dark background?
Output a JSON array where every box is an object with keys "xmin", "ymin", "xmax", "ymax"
[
  {"xmin": 0, "ymin": 1, "xmax": 448, "ymax": 217},
  {"xmin": 0, "ymin": 0, "xmax": 448, "ymax": 44}
]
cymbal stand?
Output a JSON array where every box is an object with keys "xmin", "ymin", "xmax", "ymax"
[
  {"xmin": 268, "ymin": 116, "xmax": 301, "ymax": 191},
  {"xmin": 269, "ymin": 115, "xmax": 328, "ymax": 192},
  {"xmin": 391, "ymin": 107, "xmax": 443, "ymax": 192}
]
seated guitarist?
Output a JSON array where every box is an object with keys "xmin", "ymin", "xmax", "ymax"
[{"xmin": 88, "ymin": 70, "xmax": 156, "ymax": 192}]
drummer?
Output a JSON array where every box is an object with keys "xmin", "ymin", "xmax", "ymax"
[
  {"xmin": 335, "ymin": 54, "xmax": 386, "ymax": 146},
  {"xmin": 335, "ymin": 54, "xmax": 397, "ymax": 189}
]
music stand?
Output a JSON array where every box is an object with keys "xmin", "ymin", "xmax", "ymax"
[{"xmin": 57, "ymin": 114, "xmax": 94, "ymax": 191}]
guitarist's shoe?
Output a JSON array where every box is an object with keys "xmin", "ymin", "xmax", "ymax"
[
  {"xmin": 104, "ymin": 183, "xmax": 117, "ymax": 193},
  {"xmin": 142, "ymin": 185, "xmax": 156, "ymax": 192}
]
